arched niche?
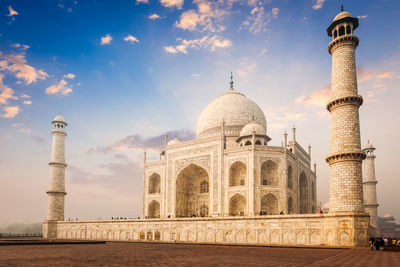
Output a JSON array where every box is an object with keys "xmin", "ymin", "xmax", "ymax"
[
  {"xmin": 229, "ymin": 161, "xmax": 246, "ymax": 187},
  {"xmin": 260, "ymin": 193, "xmax": 278, "ymax": 215},
  {"xmin": 288, "ymin": 196, "xmax": 294, "ymax": 214},
  {"xmin": 229, "ymin": 194, "xmax": 246, "ymax": 216},
  {"xmin": 299, "ymin": 172, "xmax": 308, "ymax": 214},
  {"xmin": 287, "ymin": 165, "xmax": 293, "ymax": 189},
  {"xmin": 175, "ymin": 164, "xmax": 209, "ymax": 218},
  {"xmin": 261, "ymin": 160, "xmax": 278, "ymax": 186},
  {"xmin": 148, "ymin": 173, "xmax": 161, "ymax": 194},
  {"xmin": 148, "ymin": 200, "xmax": 160, "ymax": 218}
]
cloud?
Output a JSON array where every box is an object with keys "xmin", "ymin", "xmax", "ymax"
[
  {"xmin": 0, "ymin": 74, "xmax": 18, "ymax": 104},
  {"xmin": 124, "ymin": 35, "xmax": 140, "ymax": 44},
  {"xmin": 136, "ymin": 0, "xmax": 149, "ymax": 4},
  {"xmin": 357, "ymin": 66, "xmax": 374, "ymax": 82},
  {"xmin": 265, "ymin": 106, "xmax": 308, "ymax": 130},
  {"xmin": 164, "ymin": 35, "xmax": 232, "ymax": 54},
  {"xmin": 148, "ymin": 13, "xmax": 161, "ymax": 20},
  {"xmin": 242, "ymin": 5, "xmax": 278, "ymax": 34},
  {"xmin": 295, "ymin": 86, "xmax": 331, "ymax": 108},
  {"xmin": 2, "ymin": 106, "xmax": 20, "ymax": 118},
  {"xmin": 377, "ymin": 72, "xmax": 394, "ymax": 79},
  {"xmin": 23, "ymin": 100, "xmax": 32, "ymax": 105},
  {"xmin": 357, "ymin": 15, "xmax": 368, "ymax": 19},
  {"xmin": 63, "ymin": 73, "xmax": 75, "ymax": 79},
  {"xmin": 160, "ymin": 0, "xmax": 184, "ymax": 9},
  {"xmin": 0, "ymin": 53, "xmax": 49, "ymax": 84},
  {"xmin": 45, "ymin": 79, "xmax": 73, "ymax": 95},
  {"xmin": 100, "ymin": 34, "xmax": 112, "ymax": 45},
  {"xmin": 89, "ymin": 129, "xmax": 196, "ymax": 154},
  {"xmin": 312, "ymin": 0, "xmax": 326, "ymax": 10},
  {"xmin": 20, "ymin": 94, "xmax": 30, "ymax": 98},
  {"xmin": 12, "ymin": 44, "xmax": 30, "ymax": 50},
  {"xmin": 259, "ymin": 48, "xmax": 267, "ymax": 56},
  {"xmin": 7, "ymin": 6, "xmax": 18, "ymax": 16},
  {"xmin": 272, "ymin": 8, "xmax": 279, "ymax": 19},
  {"xmin": 175, "ymin": 0, "xmax": 227, "ymax": 32}
]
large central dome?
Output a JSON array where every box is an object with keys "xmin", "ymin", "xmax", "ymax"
[{"xmin": 197, "ymin": 88, "xmax": 267, "ymax": 138}]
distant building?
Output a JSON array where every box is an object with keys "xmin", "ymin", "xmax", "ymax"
[{"xmin": 380, "ymin": 214, "xmax": 400, "ymax": 238}]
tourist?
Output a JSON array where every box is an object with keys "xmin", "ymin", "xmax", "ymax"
[
  {"xmin": 369, "ymin": 238, "xmax": 374, "ymax": 250},
  {"xmin": 374, "ymin": 239, "xmax": 380, "ymax": 251}
]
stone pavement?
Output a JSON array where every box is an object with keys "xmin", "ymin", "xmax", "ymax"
[{"xmin": 0, "ymin": 241, "xmax": 399, "ymax": 266}]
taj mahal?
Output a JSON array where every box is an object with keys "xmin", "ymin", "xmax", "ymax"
[{"xmin": 43, "ymin": 8, "xmax": 380, "ymax": 247}]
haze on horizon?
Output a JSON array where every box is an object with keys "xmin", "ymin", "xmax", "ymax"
[{"xmin": 0, "ymin": 0, "xmax": 399, "ymax": 227}]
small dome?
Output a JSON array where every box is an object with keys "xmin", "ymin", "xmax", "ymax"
[
  {"xmin": 197, "ymin": 89, "xmax": 267, "ymax": 138},
  {"xmin": 53, "ymin": 114, "xmax": 66, "ymax": 124},
  {"xmin": 383, "ymin": 213, "xmax": 394, "ymax": 220},
  {"xmin": 167, "ymin": 137, "xmax": 181, "ymax": 146},
  {"xmin": 240, "ymin": 121, "xmax": 266, "ymax": 137},
  {"xmin": 364, "ymin": 141, "xmax": 374, "ymax": 150},
  {"xmin": 333, "ymin": 11, "xmax": 353, "ymax": 22}
]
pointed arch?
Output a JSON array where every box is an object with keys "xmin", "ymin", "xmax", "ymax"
[
  {"xmin": 148, "ymin": 200, "xmax": 160, "ymax": 218},
  {"xmin": 287, "ymin": 165, "xmax": 293, "ymax": 189},
  {"xmin": 260, "ymin": 193, "xmax": 278, "ymax": 215},
  {"xmin": 261, "ymin": 160, "xmax": 278, "ymax": 186},
  {"xmin": 299, "ymin": 172, "xmax": 308, "ymax": 214},
  {"xmin": 175, "ymin": 164, "xmax": 209, "ymax": 218},
  {"xmin": 229, "ymin": 161, "xmax": 246, "ymax": 187},
  {"xmin": 148, "ymin": 173, "xmax": 161, "ymax": 194},
  {"xmin": 288, "ymin": 196, "xmax": 294, "ymax": 214},
  {"xmin": 229, "ymin": 194, "xmax": 246, "ymax": 216}
]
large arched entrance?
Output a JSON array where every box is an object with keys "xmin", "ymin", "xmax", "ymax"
[
  {"xmin": 148, "ymin": 200, "xmax": 160, "ymax": 218},
  {"xmin": 260, "ymin": 193, "xmax": 278, "ymax": 215},
  {"xmin": 299, "ymin": 172, "xmax": 308, "ymax": 214},
  {"xmin": 175, "ymin": 164, "xmax": 209, "ymax": 218},
  {"xmin": 229, "ymin": 194, "xmax": 246, "ymax": 216},
  {"xmin": 288, "ymin": 196, "xmax": 294, "ymax": 214},
  {"xmin": 229, "ymin": 161, "xmax": 246, "ymax": 186}
]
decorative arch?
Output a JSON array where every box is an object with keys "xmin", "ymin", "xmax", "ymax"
[
  {"xmin": 311, "ymin": 181, "xmax": 315, "ymax": 201},
  {"xmin": 155, "ymin": 231, "xmax": 161, "ymax": 241},
  {"xmin": 147, "ymin": 231, "xmax": 153, "ymax": 240},
  {"xmin": 229, "ymin": 161, "xmax": 246, "ymax": 187},
  {"xmin": 255, "ymin": 140, "xmax": 262, "ymax": 145},
  {"xmin": 139, "ymin": 231, "xmax": 145, "ymax": 240},
  {"xmin": 245, "ymin": 141, "xmax": 252, "ymax": 146},
  {"xmin": 288, "ymin": 196, "xmax": 294, "ymax": 214},
  {"xmin": 339, "ymin": 25, "xmax": 345, "ymax": 36},
  {"xmin": 260, "ymin": 193, "xmax": 278, "ymax": 215},
  {"xmin": 287, "ymin": 165, "xmax": 293, "ymax": 189},
  {"xmin": 148, "ymin": 173, "xmax": 161, "ymax": 194},
  {"xmin": 346, "ymin": 25, "xmax": 351, "ymax": 35},
  {"xmin": 175, "ymin": 164, "xmax": 209, "ymax": 218},
  {"xmin": 334, "ymin": 29, "xmax": 337, "ymax": 38},
  {"xmin": 148, "ymin": 200, "xmax": 160, "ymax": 218},
  {"xmin": 261, "ymin": 160, "xmax": 278, "ymax": 186},
  {"xmin": 299, "ymin": 172, "xmax": 308, "ymax": 214},
  {"xmin": 200, "ymin": 204, "xmax": 209, "ymax": 217},
  {"xmin": 229, "ymin": 194, "xmax": 246, "ymax": 216}
]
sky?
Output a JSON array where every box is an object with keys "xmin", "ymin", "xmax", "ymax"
[{"xmin": 0, "ymin": 0, "xmax": 399, "ymax": 226}]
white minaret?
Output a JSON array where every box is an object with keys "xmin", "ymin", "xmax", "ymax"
[
  {"xmin": 46, "ymin": 114, "xmax": 67, "ymax": 221},
  {"xmin": 362, "ymin": 141, "xmax": 380, "ymax": 237}
]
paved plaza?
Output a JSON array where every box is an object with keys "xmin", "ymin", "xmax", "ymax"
[{"xmin": 0, "ymin": 241, "xmax": 399, "ymax": 266}]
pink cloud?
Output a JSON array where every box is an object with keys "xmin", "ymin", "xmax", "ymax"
[
  {"xmin": 2, "ymin": 106, "xmax": 20, "ymax": 118},
  {"xmin": 295, "ymin": 86, "xmax": 331, "ymax": 108}
]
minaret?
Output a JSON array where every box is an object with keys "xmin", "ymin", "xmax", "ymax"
[
  {"xmin": 46, "ymin": 115, "xmax": 68, "ymax": 221},
  {"xmin": 326, "ymin": 8, "xmax": 366, "ymax": 213},
  {"xmin": 362, "ymin": 141, "xmax": 380, "ymax": 236}
]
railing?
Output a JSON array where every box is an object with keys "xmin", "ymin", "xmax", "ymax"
[{"xmin": 0, "ymin": 233, "xmax": 42, "ymax": 238}]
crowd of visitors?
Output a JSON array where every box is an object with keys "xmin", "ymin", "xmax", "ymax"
[{"xmin": 370, "ymin": 238, "xmax": 400, "ymax": 251}]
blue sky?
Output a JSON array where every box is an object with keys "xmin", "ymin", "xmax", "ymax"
[{"xmin": 1, "ymin": 0, "xmax": 400, "ymax": 225}]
